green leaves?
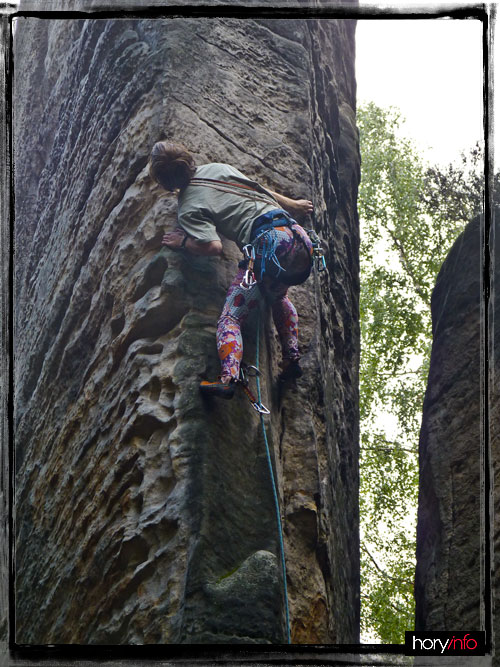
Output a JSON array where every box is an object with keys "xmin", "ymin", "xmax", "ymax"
[{"xmin": 358, "ymin": 101, "xmax": 482, "ymax": 643}]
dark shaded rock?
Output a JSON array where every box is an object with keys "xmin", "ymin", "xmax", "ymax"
[
  {"xmin": 491, "ymin": 207, "xmax": 500, "ymax": 664},
  {"xmin": 415, "ymin": 215, "xmax": 484, "ymax": 631},
  {"xmin": 13, "ymin": 11, "xmax": 360, "ymax": 644}
]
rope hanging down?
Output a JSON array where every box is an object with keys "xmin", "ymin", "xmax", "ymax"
[
  {"xmin": 254, "ymin": 309, "xmax": 292, "ymax": 645},
  {"xmin": 236, "ymin": 220, "xmax": 326, "ymax": 643}
]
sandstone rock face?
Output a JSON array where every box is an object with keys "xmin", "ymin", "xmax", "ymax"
[
  {"xmin": 415, "ymin": 215, "xmax": 484, "ymax": 631},
  {"xmin": 13, "ymin": 12, "xmax": 359, "ymax": 644}
]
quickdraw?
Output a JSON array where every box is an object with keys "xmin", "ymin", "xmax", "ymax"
[
  {"xmin": 240, "ymin": 244, "xmax": 257, "ymax": 289},
  {"xmin": 307, "ymin": 228, "xmax": 327, "ymax": 272},
  {"xmin": 238, "ymin": 363, "xmax": 270, "ymax": 414}
]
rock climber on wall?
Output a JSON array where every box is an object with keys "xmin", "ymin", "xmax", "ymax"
[{"xmin": 149, "ymin": 141, "xmax": 314, "ymax": 399}]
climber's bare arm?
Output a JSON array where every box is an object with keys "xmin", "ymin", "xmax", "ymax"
[
  {"xmin": 162, "ymin": 228, "xmax": 223, "ymax": 256},
  {"xmin": 267, "ymin": 190, "xmax": 313, "ymax": 218}
]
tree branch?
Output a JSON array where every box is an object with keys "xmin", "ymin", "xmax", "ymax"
[
  {"xmin": 361, "ymin": 542, "xmax": 413, "ymax": 586},
  {"xmin": 370, "ymin": 370, "xmax": 423, "ymax": 379},
  {"xmin": 386, "ymin": 227, "xmax": 430, "ymax": 306},
  {"xmin": 362, "ymin": 445, "xmax": 417, "ymax": 455},
  {"xmin": 361, "ymin": 433, "xmax": 417, "ymax": 454}
]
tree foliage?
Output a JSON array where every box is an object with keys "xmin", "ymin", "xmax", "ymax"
[{"xmin": 358, "ymin": 102, "xmax": 484, "ymax": 643}]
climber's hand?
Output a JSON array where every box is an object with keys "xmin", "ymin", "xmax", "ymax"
[
  {"xmin": 265, "ymin": 189, "xmax": 313, "ymax": 219},
  {"xmin": 291, "ymin": 199, "xmax": 314, "ymax": 217},
  {"xmin": 162, "ymin": 228, "xmax": 187, "ymax": 249}
]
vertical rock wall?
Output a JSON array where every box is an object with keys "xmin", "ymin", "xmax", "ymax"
[
  {"xmin": 0, "ymin": 13, "xmax": 11, "ymax": 648},
  {"xmin": 415, "ymin": 215, "xmax": 484, "ymax": 631},
  {"xmin": 14, "ymin": 12, "xmax": 360, "ymax": 644}
]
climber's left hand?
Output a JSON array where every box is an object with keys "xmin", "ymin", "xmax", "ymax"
[{"xmin": 162, "ymin": 228, "xmax": 187, "ymax": 249}]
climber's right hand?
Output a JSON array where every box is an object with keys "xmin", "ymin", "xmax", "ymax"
[{"xmin": 290, "ymin": 199, "xmax": 314, "ymax": 217}]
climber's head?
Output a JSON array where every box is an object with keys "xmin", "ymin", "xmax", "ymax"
[{"xmin": 149, "ymin": 141, "xmax": 196, "ymax": 191}]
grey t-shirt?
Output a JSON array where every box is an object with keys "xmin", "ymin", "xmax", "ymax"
[{"xmin": 177, "ymin": 163, "xmax": 280, "ymax": 248}]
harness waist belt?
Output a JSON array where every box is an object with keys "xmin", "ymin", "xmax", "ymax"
[{"xmin": 250, "ymin": 209, "xmax": 295, "ymax": 240}]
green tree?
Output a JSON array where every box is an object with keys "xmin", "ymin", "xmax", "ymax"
[{"xmin": 358, "ymin": 102, "xmax": 484, "ymax": 643}]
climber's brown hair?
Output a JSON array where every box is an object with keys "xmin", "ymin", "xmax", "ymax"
[{"xmin": 149, "ymin": 141, "xmax": 196, "ymax": 191}]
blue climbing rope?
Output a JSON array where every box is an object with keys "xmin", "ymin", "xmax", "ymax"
[{"xmin": 255, "ymin": 309, "xmax": 292, "ymax": 645}]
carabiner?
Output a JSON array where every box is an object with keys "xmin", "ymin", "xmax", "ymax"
[
  {"xmin": 240, "ymin": 244, "xmax": 257, "ymax": 289},
  {"xmin": 243, "ymin": 364, "xmax": 260, "ymax": 377},
  {"xmin": 242, "ymin": 244, "xmax": 255, "ymax": 261},
  {"xmin": 251, "ymin": 400, "xmax": 271, "ymax": 415},
  {"xmin": 308, "ymin": 229, "xmax": 327, "ymax": 273},
  {"xmin": 240, "ymin": 269, "xmax": 257, "ymax": 290},
  {"xmin": 314, "ymin": 247, "xmax": 327, "ymax": 272},
  {"xmin": 238, "ymin": 365, "xmax": 271, "ymax": 415}
]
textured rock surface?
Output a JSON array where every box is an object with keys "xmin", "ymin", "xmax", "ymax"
[
  {"xmin": 13, "ymin": 13, "xmax": 360, "ymax": 644},
  {"xmin": 415, "ymin": 215, "xmax": 484, "ymax": 631},
  {"xmin": 0, "ymin": 13, "xmax": 11, "ymax": 648}
]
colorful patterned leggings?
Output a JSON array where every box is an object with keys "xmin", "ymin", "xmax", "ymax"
[{"xmin": 216, "ymin": 224, "xmax": 313, "ymax": 380}]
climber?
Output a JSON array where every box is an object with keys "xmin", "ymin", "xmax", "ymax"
[{"xmin": 149, "ymin": 141, "xmax": 314, "ymax": 399}]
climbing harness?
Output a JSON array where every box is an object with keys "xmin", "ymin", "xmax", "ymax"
[
  {"xmin": 239, "ymin": 210, "xmax": 327, "ymax": 286},
  {"xmin": 247, "ymin": 209, "xmax": 294, "ymax": 282},
  {"xmin": 238, "ymin": 363, "xmax": 270, "ymax": 414},
  {"xmin": 307, "ymin": 228, "xmax": 327, "ymax": 272}
]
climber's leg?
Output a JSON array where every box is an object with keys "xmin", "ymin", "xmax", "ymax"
[
  {"xmin": 264, "ymin": 224, "xmax": 312, "ymax": 380},
  {"xmin": 217, "ymin": 269, "xmax": 262, "ymax": 378},
  {"xmin": 216, "ymin": 316, "xmax": 243, "ymax": 381},
  {"xmin": 270, "ymin": 290, "xmax": 303, "ymax": 381},
  {"xmin": 200, "ymin": 268, "xmax": 262, "ymax": 397},
  {"xmin": 267, "ymin": 283, "xmax": 299, "ymax": 357}
]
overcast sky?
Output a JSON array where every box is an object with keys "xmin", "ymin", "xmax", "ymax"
[{"xmin": 356, "ymin": 7, "xmax": 487, "ymax": 169}]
